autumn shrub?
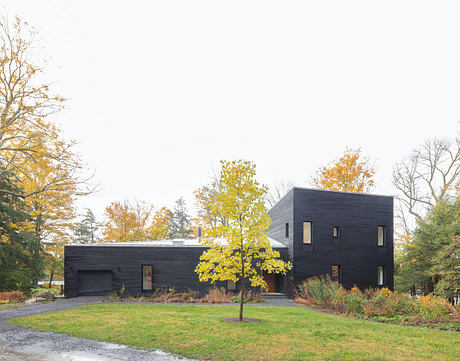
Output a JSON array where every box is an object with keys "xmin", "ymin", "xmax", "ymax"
[
  {"xmin": 296, "ymin": 275, "xmax": 458, "ymax": 329},
  {"xmin": 0, "ymin": 291, "xmax": 25, "ymax": 303},
  {"xmin": 231, "ymin": 290, "xmax": 263, "ymax": 304},
  {"xmin": 200, "ymin": 287, "xmax": 232, "ymax": 303}
]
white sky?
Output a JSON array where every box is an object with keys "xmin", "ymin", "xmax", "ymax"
[{"xmin": 2, "ymin": 1, "xmax": 459, "ymax": 220}]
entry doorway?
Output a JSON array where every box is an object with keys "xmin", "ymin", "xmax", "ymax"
[{"xmin": 262, "ymin": 271, "xmax": 276, "ymax": 293}]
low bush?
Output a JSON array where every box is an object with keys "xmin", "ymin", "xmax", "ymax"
[
  {"xmin": 0, "ymin": 291, "xmax": 25, "ymax": 303},
  {"xmin": 296, "ymin": 275, "xmax": 459, "ymax": 330},
  {"xmin": 231, "ymin": 290, "xmax": 263, "ymax": 304},
  {"xmin": 200, "ymin": 287, "xmax": 232, "ymax": 303}
]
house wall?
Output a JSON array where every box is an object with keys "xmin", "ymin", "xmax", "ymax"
[
  {"xmin": 64, "ymin": 245, "xmax": 289, "ymax": 298},
  {"xmin": 292, "ymin": 188, "xmax": 394, "ymax": 290},
  {"xmin": 268, "ymin": 189, "xmax": 294, "ymax": 258}
]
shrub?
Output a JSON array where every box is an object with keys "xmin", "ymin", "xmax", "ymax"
[
  {"xmin": 231, "ymin": 290, "xmax": 263, "ymax": 304},
  {"xmin": 201, "ymin": 287, "xmax": 232, "ymax": 303},
  {"xmin": 344, "ymin": 292, "xmax": 366, "ymax": 314},
  {"xmin": 0, "ymin": 291, "xmax": 25, "ymax": 303}
]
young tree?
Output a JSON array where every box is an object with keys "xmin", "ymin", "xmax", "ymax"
[
  {"xmin": 311, "ymin": 147, "xmax": 375, "ymax": 193},
  {"xmin": 195, "ymin": 160, "xmax": 291, "ymax": 321},
  {"xmin": 194, "ymin": 180, "xmax": 227, "ymax": 232},
  {"xmin": 102, "ymin": 200, "xmax": 153, "ymax": 242},
  {"xmin": 73, "ymin": 209, "xmax": 99, "ymax": 244},
  {"xmin": 148, "ymin": 206, "xmax": 173, "ymax": 240},
  {"xmin": 169, "ymin": 197, "xmax": 193, "ymax": 239}
]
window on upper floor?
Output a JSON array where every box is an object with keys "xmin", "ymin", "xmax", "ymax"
[
  {"xmin": 331, "ymin": 265, "xmax": 341, "ymax": 283},
  {"xmin": 285, "ymin": 223, "xmax": 289, "ymax": 238},
  {"xmin": 303, "ymin": 221, "xmax": 312, "ymax": 244},
  {"xmin": 333, "ymin": 226, "xmax": 340, "ymax": 238},
  {"xmin": 378, "ymin": 226, "xmax": 385, "ymax": 246},
  {"xmin": 378, "ymin": 265, "xmax": 384, "ymax": 286}
]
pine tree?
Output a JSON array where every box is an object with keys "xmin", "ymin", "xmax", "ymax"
[
  {"xmin": 169, "ymin": 197, "xmax": 193, "ymax": 239},
  {"xmin": 73, "ymin": 209, "xmax": 99, "ymax": 244}
]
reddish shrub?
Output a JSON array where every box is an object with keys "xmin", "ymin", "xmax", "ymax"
[{"xmin": 0, "ymin": 291, "xmax": 25, "ymax": 303}]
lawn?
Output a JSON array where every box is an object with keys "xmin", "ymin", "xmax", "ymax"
[
  {"xmin": 0, "ymin": 303, "xmax": 24, "ymax": 310},
  {"xmin": 10, "ymin": 304, "xmax": 460, "ymax": 361}
]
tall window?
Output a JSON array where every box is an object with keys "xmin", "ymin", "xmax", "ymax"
[
  {"xmin": 333, "ymin": 226, "xmax": 339, "ymax": 238},
  {"xmin": 331, "ymin": 265, "xmax": 341, "ymax": 283},
  {"xmin": 142, "ymin": 265, "xmax": 153, "ymax": 291},
  {"xmin": 227, "ymin": 280, "xmax": 236, "ymax": 290},
  {"xmin": 303, "ymin": 221, "xmax": 312, "ymax": 244},
  {"xmin": 285, "ymin": 223, "xmax": 289, "ymax": 238},
  {"xmin": 378, "ymin": 266, "xmax": 384, "ymax": 286},
  {"xmin": 377, "ymin": 226, "xmax": 385, "ymax": 246}
]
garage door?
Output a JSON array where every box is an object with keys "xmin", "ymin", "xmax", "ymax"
[{"xmin": 77, "ymin": 270, "xmax": 113, "ymax": 296}]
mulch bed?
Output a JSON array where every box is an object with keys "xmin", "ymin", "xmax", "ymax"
[{"xmin": 224, "ymin": 317, "xmax": 261, "ymax": 323}]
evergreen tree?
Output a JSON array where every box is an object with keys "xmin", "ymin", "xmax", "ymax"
[
  {"xmin": 73, "ymin": 209, "xmax": 99, "ymax": 244},
  {"xmin": 169, "ymin": 197, "xmax": 193, "ymax": 239},
  {"xmin": 0, "ymin": 169, "xmax": 39, "ymax": 292},
  {"xmin": 396, "ymin": 195, "xmax": 460, "ymax": 302}
]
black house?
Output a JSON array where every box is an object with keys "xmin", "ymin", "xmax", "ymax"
[{"xmin": 64, "ymin": 187, "xmax": 393, "ymax": 298}]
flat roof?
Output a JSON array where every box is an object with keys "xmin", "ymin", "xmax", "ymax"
[{"xmin": 67, "ymin": 237, "xmax": 287, "ymax": 249}]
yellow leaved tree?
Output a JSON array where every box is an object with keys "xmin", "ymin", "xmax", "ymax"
[
  {"xmin": 195, "ymin": 160, "xmax": 292, "ymax": 322},
  {"xmin": 148, "ymin": 206, "xmax": 172, "ymax": 240},
  {"xmin": 312, "ymin": 147, "xmax": 375, "ymax": 193}
]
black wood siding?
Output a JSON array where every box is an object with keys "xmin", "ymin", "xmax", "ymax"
[
  {"xmin": 65, "ymin": 245, "xmax": 288, "ymax": 298},
  {"xmin": 269, "ymin": 188, "xmax": 394, "ymax": 290}
]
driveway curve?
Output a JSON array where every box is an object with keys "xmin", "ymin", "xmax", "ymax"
[{"xmin": 0, "ymin": 297, "xmax": 194, "ymax": 361}]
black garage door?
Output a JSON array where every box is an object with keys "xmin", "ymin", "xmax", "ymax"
[{"xmin": 77, "ymin": 270, "xmax": 113, "ymax": 296}]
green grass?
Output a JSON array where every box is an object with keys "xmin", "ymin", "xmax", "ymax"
[
  {"xmin": 0, "ymin": 303, "xmax": 24, "ymax": 310},
  {"xmin": 10, "ymin": 304, "xmax": 460, "ymax": 361}
]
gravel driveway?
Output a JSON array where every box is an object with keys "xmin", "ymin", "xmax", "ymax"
[{"xmin": 0, "ymin": 297, "xmax": 194, "ymax": 361}]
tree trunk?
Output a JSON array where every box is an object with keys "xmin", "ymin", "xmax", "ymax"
[
  {"xmin": 48, "ymin": 272, "xmax": 54, "ymax": 289},
  {"xmin": 239, "ymin": 251, "xmax": 245, "ymax": 322}
]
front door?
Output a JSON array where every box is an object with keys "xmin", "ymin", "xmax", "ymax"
[{"xmin": 262, "ymin": 271, "xmax": 276, "ymax": 293}]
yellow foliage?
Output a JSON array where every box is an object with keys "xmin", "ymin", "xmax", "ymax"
[
  {"xmin": 148, "ymin": 207, "xmax": 172, "ymax": 240},
  {"xmin": 195, "ymin": 160, "xmax": 292, "ymax": 292},
  {"xmin": 312, "ymin": 147, "xmax": 375, "ymax": 193}
]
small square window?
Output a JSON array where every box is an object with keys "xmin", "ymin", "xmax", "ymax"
[
  {"xmin": 378, "ymin": 265, "xmax": 384, "ymax": 286},
  {"xmin": 227, "ymin": 280, "xmax": 236, "ymax": 290},
  {"xmin": 331, "ymin": 265, "xmax": 341, "ymax": 283},
  {"xmin": 378, "ymin": 226, "xmax": 385, "ymax": 246},
  {"xmin": 333, "ymin": 226, "xmax": 339, "ymax": 238},
  {"xmin": 285, "ymin": 223, "xmax": 289, "ymax": 238},
  {"xmin": 142, "ymin": 265, "xmax": 153, "ymax": 291},
  {"xmin": 303, "ymin": 222, "xmax": 312, "ymax": 244}
]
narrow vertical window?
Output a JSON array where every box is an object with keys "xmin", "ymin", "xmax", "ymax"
[
  {"xmin": 377, "ymin": 226, "xmax": 385, "ymax": 246},
  {"xmin": 331, "ymin": 265, "xmax": 341, "ymax": 283},
  {"xmin": 333, "ymin": 226, "xmax": 339, "ymax": 238},
  {"xmin": 227, "ymin": 280, "xmax": 236, "ymax": 290},
  {"xmin": 285, "ymin": 223, "xmax": 289, "ymax": 238},
  {"xmin": 142, "ymin": 265, "xmax": 153, "ymax": 291},
  {"xmin": 378, "ymin": 266, "xmax": 384, "ymax": 286},
  {"xmin": 303, "ymin": 221, "xmax": 312, "ymax": 244}
]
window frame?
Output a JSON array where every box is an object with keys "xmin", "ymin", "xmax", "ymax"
[
  {"xmin": 141, "ymin": 264, "xmax": 153, "ymax": 292},
  {"xmin": 377, "ymin": 226, "xmax": 385, "ymax": 246},
  {"xmin": 331, "ymin": 265, "xmax": 341, "ymax": 283},
  {"xmin": 377, "ymin": 265, "xmax": 385, "ymax": 286},
  {"xmin": 285, "ymin": 222, "xmax": 289, "ymax": 238},
  {"xmin": 303, "ymin": 221, "xmax": 312, "ymax": 244}
]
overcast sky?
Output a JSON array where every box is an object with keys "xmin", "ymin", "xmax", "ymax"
[{"xmin": 2, "ymin": 1, "xmax": 459, "ymax": 220}]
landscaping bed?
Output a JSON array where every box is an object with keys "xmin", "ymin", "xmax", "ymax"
[
  {"xmin": 10, "ymin": 304, "xmax": 459, "ymax": 361},
  {"xmin": 295, "ymin": 275, "xmax": 460, "ymax": 331}
]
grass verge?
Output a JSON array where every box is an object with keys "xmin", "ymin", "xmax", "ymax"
[
  {"xmin": 10, "ymin": 304, "xmax": 460, "ymax": 361},
  {"xmin": 0, "ymin": 303, "xmax": 24, "ymax": 310}
]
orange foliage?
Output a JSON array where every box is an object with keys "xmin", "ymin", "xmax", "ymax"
[{"xmin": 312, "ymin": 147, "xmax": 375, "ymax": 193}]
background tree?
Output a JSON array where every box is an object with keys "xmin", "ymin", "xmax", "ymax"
[
  {"xmin": 102, "ymin": 200, "xmax": 152, "ymax": 242},
  {"xmin": 312, "ymin": 147, "xmax": 375, "ymax": 193},
  {"xmin": 73, "ymin": 209, "xmax": 99, "ymax": 244},
  {"xmin": 395, "ymin": 195, "xmax": 459, "ymax": 302},
  {"xmin": 148, "ymin": 207, "xmax": 172, "ymax": 240},
  {"xmin": 169, "ymin": 197, "xmax": 193, "ymax": 239},
  {"xmin": 195, "ymin": 160, "xmax": 291, "ymax": 322},
  {"xmin": 265, "ymin": 180, "xmax": 293, "ymax": 208},
  {"xmin": 194, "ymin": 180, "xmax": 227, "ymax": 232}
]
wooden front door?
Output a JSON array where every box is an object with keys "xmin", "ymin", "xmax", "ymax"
[{"xmin": 262, "ymin": 271, "xmax": 276, "ymax": 293}]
